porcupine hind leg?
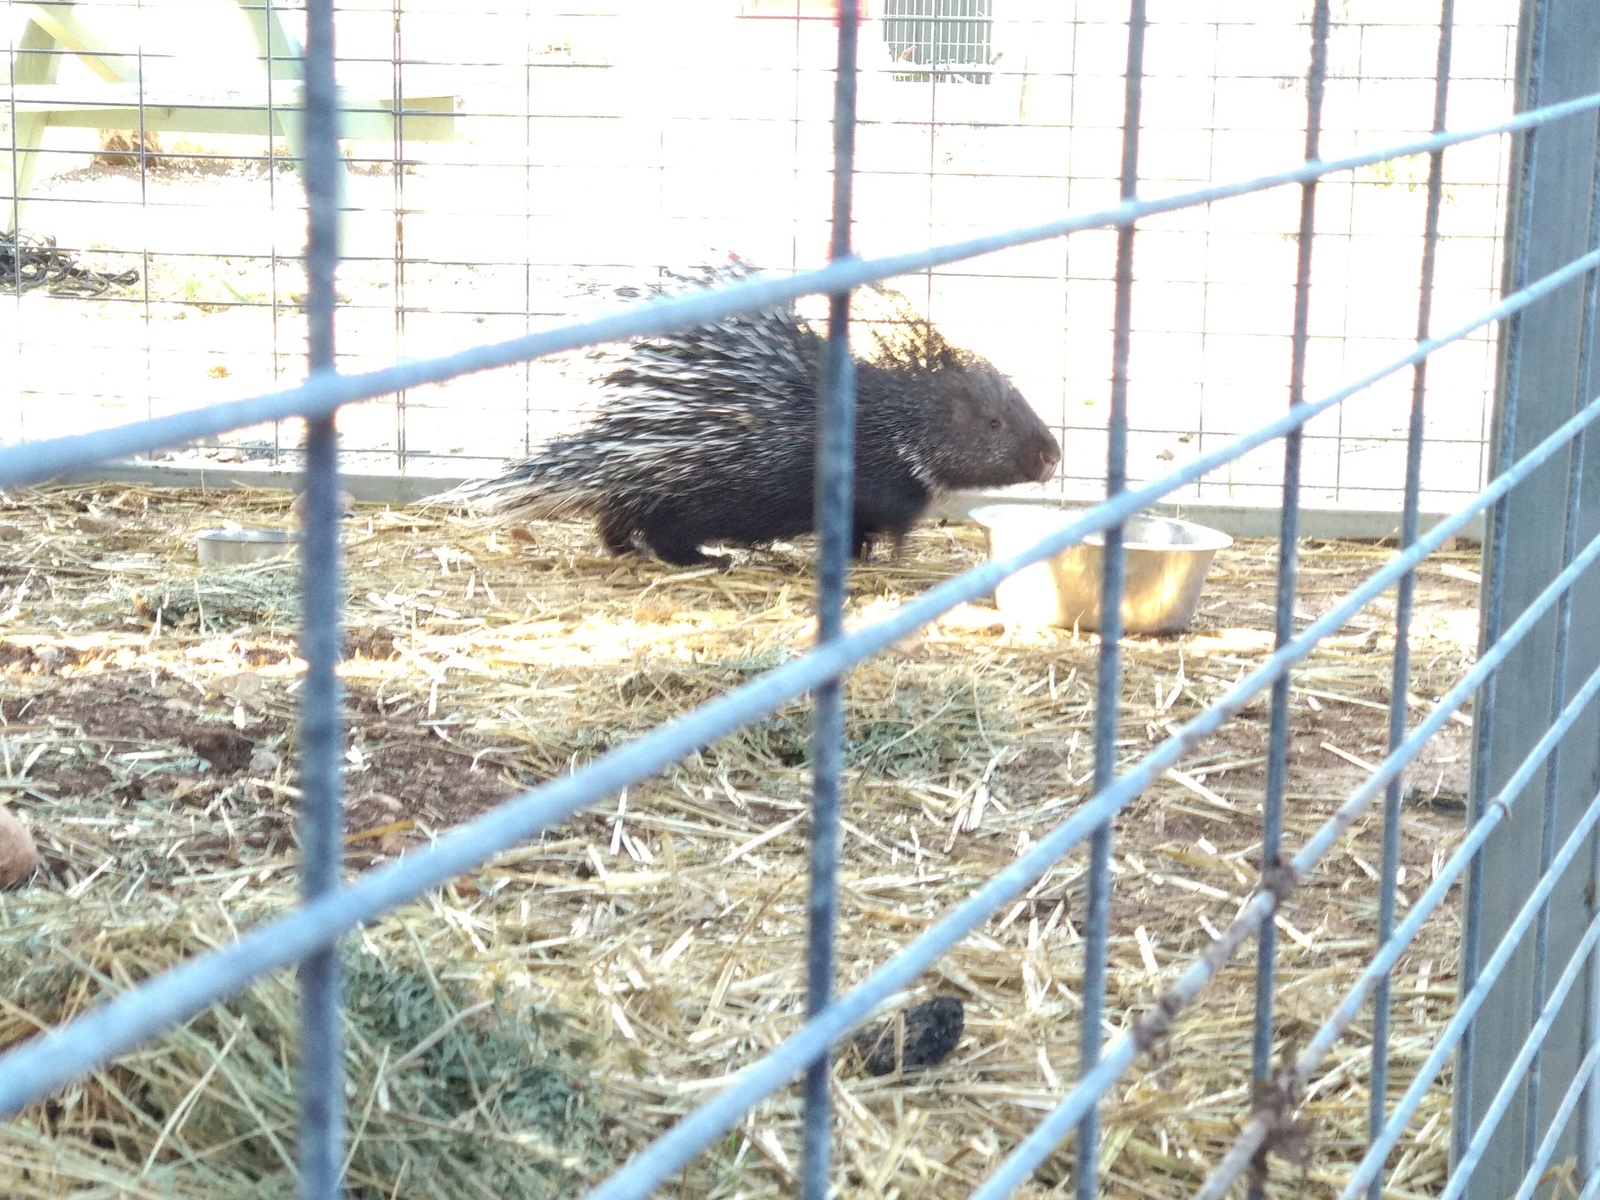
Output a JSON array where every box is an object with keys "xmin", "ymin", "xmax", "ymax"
[{"xmin": 595, "ymin": 508, "xmax": 638, "ymax": 557}]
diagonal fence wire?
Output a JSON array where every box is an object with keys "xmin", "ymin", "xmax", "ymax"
[
  {"xmin": 589, "ymin": 387, "xmax": 1600, "ymax": 1200},
  {"xmin": 1337, "ymin": 785, "xmax": 1600, "ymax": 1200},
  {"xmin": 3, "ymin": 29, "xmax": 1600, "ymax": 1200},
  {"xmin": 986, "ymin": 398, "xmax": 1600, "ymax": 1200},
  {"xmin": 3, "ymin": 282, "xmax": 1600, "ymax": 1199},
  {"xmin": 1448, "ymin": 908, "xmax": 1600, "ymax": 1200},
  {"xmin": 1194, "ymin": 565, "xmax": 1600, "ymax": 1200},
  {"xmin": 1518, "ymin": 1040, "xmax": 1600, "ymax": 1200}
]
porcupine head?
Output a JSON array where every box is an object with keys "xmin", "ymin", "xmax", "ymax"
[{"xmin": 859, "ymin": 309, "xmax": 1061, "ymax": 501}]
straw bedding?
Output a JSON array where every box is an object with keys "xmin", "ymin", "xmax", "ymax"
[{"xmin": 0, "ymin": 484, "xmax": 1482, "ymax": 1197}]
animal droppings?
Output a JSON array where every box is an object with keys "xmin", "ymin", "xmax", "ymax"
[{"xmin": 854, "ymin": 994, "xmax": 966, "ymax": 1076}]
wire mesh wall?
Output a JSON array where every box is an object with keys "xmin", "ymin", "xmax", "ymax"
[
  {"xmin": 3, "ymin": 1, "xmax": 1600, "ymax": 1199},
  {"xmin": 4, "ymin": 0, "xmax": 1521, "ymax": 510}
]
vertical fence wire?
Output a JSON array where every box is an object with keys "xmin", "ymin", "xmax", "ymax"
[
  {"xmin": 296, "ymin": 0, "xmax": 347, "ymax": 1195},
  {"xmin": 1458, "ymin": 0, "xmax": 1551, "ymax": 1163},
  {"xmin": 1368, "ymin": 6, "xmax": 1455, "ymax": 1197},
  {"xmin": 266, "ymin": 0, "xmax": 284, "ymax": 464},
  {"xmin": 134, "ymin": 15, "xmax": 152, "ymax": 426},
  {"xmin": 521, "ymin": 0, "xmax": 535, "ymax": 459},
  {"xmin": 4, "ymin": 14, "xmax": 17, "ymax": 246},
  {"xmin": 5, "ymin": 9, "xmax": 23, "ymax": 444},
  {"xmin": 391, "ymin": 0, "xmax": 408, "ymax": 470},
  {"xmin": 801, "ymin": 3, "xmax": 860, "ymax": 1196},
  {"xmin": 1076, "ymin": 5, "xmax": 1144, "ymax": 1197},
  {"xmin": 1249, "ymin": 11, "xmax": 1331, "ymax": 1198}
]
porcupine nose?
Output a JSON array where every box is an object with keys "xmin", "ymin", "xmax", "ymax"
[{"xmin": 1032, "ymin": 433, "xmax": 1061, "ymax": 482}]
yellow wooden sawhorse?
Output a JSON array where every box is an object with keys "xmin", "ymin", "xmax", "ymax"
[{"xmin": 2, "ymin": 0, "xmax": 459, "ymax": 230}]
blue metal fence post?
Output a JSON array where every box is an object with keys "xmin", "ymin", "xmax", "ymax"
[
  {"xmin": 1457, "ymin": 0, "xmax": 1551, "ymax": 1168},
  {"xmin": 1458, "ymin": 0, "xmax": 1600, "ymax": 1195},
  {"xmin": 1581, "ymin": 110, "xmax": 1600, "ymax": 1188},
  {"xmin": 801, "ymin": 2, "xmax": 860, "ymax": 1196},
  {"xmin": 296, "ymin": 0, "xmax": 347, "ymax": 1195},
  {"xmin": 1524, "ymin": 107, "xmax": 1600, "ymax": 1178}
]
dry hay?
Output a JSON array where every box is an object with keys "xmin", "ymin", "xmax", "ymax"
[{"xmin": 0, "ymin": 483, "xmax": 1483, "ymax": 1197}]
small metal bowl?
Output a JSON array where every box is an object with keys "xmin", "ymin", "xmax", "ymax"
[
  {"xmin": 970, "ymin": 504, "xmax": 1233, "ymax": 635},
  {"xmin": 196, "ymin": 528, "xmax": 303, "ymax": 566}
]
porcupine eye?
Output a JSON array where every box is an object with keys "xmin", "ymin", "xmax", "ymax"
[{"xmin": 989, "ymin": 418, "xmax": 1001, "ymax": 430}]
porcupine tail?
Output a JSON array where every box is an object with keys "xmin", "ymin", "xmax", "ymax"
[{"xmin": 423, "ymin": 432, "xmax": 607, "ymax": 525}]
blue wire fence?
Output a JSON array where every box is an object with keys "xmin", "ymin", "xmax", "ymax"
[{"xmin": 3, "ymin": 0, "xmax": 1600, "ymax": 1197}]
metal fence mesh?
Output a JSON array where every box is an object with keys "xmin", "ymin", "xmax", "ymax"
[
  {"xmin": 3, "ymin": 0, "xmax": 1519, "ymax": 510},
  {"xmin": 4, "ymin": 0, "xmax": 1600, "ymax": 1198}
]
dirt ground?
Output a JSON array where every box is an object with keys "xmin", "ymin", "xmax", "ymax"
[{"xmin": 0, "ymin": 484, "xmax": 1480, "ymax": 1198}]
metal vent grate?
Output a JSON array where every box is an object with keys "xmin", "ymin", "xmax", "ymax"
[{"xmin": 882, "ymin": 0, "xmax": 993, "ymax": 84}]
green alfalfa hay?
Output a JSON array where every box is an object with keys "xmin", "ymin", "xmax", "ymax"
[{"xmin": 0, "ymin": 905, "xmax": 612, "ymax": 1199}]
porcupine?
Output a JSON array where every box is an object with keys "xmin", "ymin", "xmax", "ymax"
[{"xmin": 454, "ymin": 261, "xmax": 1061, "ymax": 567}]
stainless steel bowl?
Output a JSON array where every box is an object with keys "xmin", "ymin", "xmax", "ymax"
[
  {"xmin": 970, "ymin": 504, "xmax": 1233, "ymax": 634},
  {"xmin": 196, "ymin": 528, "xmax": 303, "ymax": 566}
]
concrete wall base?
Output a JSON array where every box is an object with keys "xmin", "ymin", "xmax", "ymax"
[{"xmin": 37, "ymin": 460, "xmax": 1485, "ymax": 545}]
